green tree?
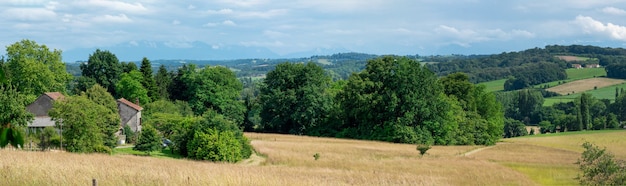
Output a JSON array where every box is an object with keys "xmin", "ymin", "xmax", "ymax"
[
  {"xmin": 49, "ymin": 95, "xmax": 111, "ymax": 153},
  {"xmin": 116, "ymin": 70, "xmax": 151, "ymax": 105},
  {"xmin": 503, "ymin": 118, "xmax": 527, "ymax": 138},
  {"xmin": 338, "ymin": 56, "xmax": 453, "ymax": 144},
  {"xmin": 83, "ymin": 84, "xmax": 121, "ymax": 148},
  {"xmin": 516, "ymin": 89, "xmax": 544, "ymax": 124},
  {"xmin": 186, "ymin": 66, "xmax": 245, "ymax": 123},
  {"xmin": 140, "ymin": 57, "xmax": 159, "ymax": 101},
  {"xmin": 80, "ymin": 49, "xmax": 122, "ymax": 95},
  {"xmin": 168, "ymin": 64, "xmax": 194, "ymax": 101},
  {"xmin": 0, "ymin": 85, "xmax": 34, "ymax": 148},
  {"xmin": 121, "ymin": 62, "xmax": 138, "ymax": 73},
  {"xmin": 577, "ymin": 93, "xmax": 593, "ymax": 130},
  {"xmin": 577, "ymin": 142, "xmax": 626, "ymax": 185},
  {"xmin": 259, "ymin": 62, "xmax": 333, "ymax": 134},
  {"xmin": 133, "ymin": 124, "xmax": 161, "ymax": 153},
  {"xmin": 155, "ymin": 65, "xmax": 171, "ymax": 100},
  {"xmin": 440, "ymin": 73, "xmax": 475, "ymax": 110},
  {"xmin": 4, "ymin": 39, "xmax": 71, "ymax": 96}
]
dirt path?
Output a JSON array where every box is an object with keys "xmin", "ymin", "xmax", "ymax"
[
  {"xmin": 238, "ymin": 153, "xmax": 266, "ymax": 166},
  {"xmin": 461, "ymin": 144, "xmax": 500, "ymax": 157}
]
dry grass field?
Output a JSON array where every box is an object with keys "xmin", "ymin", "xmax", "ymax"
[
  {"xmin": 2, "ymin": 130, "xmax": 625, "ymax": 185},
  {"xmin": 546, "ymin": 77, "xmax": 625, "ymax": 95}
]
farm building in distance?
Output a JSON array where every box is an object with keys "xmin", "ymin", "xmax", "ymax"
[
  {"xmin": 586, "ymin": 64, "xmax": 601, "ymax": 68},
  {"xmin": 26, "ymin": 92, "xmax": 65, "ymax": 132},
  {"xmin": 117, "ymin": 98, "xmax": 143, "ymax": 133},
  {"xmin": 571, "ymin": 64, "xmax": 582, "ymax": 69}
]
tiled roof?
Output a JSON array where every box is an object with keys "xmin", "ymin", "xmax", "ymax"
[
  {"xmin": 44, "ymin": 92, "xmax": 65, "ymax": 100},
  {"xmin": 117, "ymin": 98, "xmax": 143, "ymax": 111}
]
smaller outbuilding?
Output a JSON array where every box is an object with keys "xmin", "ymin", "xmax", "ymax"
[{"xmin": 117, "ymin": 98, "xmax": 143, "ymax": 133}]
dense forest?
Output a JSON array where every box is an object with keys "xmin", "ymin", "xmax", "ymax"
[{"xmin": 4, "ymin": 40, "xmax": 626, "ymax": 162}]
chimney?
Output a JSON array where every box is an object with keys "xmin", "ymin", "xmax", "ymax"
[{"xmin": 135, "ymin": 98, "xmax": 139, "ymax": 106}]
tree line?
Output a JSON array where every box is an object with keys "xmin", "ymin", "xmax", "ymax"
[{"xmin": 253, "ymin": 57, "xmax": 503, "ymax": 145}]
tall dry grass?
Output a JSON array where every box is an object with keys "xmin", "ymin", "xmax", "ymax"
[
  {"xmin": 0, "ymin": 132, "xmax": 538, "ymax": 186},
  {"xmin": 467, "ymin": 130, "xmax": 626, "ymax": 185}
]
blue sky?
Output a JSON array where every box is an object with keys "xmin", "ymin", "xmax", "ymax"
[{"xmin": 2, "ymin": 0, "xmax": 626, "ymax": 61}]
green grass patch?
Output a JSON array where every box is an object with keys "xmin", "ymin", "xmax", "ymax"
[
  {"xmin": 566, "ymin": 68, "xmax": 606, "ymax": 80},
  {"xmin": 479, "ymin": 79, "xmax": 507, "ymax": 92},
  {"xmin": 113, "ymin": 147, "xmax": 182, "ymax": 159},
  {"xmin": 502, "ymin": 162, "xmax": 578, "ymax": 185}
]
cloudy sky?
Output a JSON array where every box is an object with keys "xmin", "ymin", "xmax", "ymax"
[{"xmin": 2, "ymin": 0, "xmax": 626, "ymax": 61}]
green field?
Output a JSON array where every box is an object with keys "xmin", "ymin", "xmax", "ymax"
[
  {"xmin": 480, "ymin": 68, "xmax": 606, "ymax": 92},
  {"xmin": 536, "ymin": 67, "xmax": 607, "ymax": 88},
  {"xmin": 478, "ymin": 79, "xmax": 507, "ymax": 92},
  {"xmin": 544, "ymin": 82, "xmax": 626, "ymax": 106}
]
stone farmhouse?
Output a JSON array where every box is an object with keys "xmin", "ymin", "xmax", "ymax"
[
  {"xmin": 25, "ymin": 92, "xmax": 64, "ymax": 133},
  {"xmin": 117, "ymin": 98, "xmax": 143, "ymax": 133},
  {"xmin": 26, "ymin": 93, "xmax": 143, "ymax": 137}
]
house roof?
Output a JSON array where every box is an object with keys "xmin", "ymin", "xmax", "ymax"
[
  {"xmin": 44, "ymin": 92, "xmax": 64, "ymax": 100},
  {"xmin": 117, "ymin": 98, "xmax": 143, "ymax": 111}
]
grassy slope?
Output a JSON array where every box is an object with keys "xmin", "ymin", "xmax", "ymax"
[{"xmin": 475, "ymin": 130, "xmax": 626, "ymax": 185}]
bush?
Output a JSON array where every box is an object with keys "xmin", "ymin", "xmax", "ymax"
[
  {"xmin": 416, "ymin": 144, "xmax": 431, "ymax": 157},
  {"xmin": 187, "ymin": 129, "xmax": 249, "ymax": 162},
  {"xmin": 577, "ymin": 142, "xmax": 626, "ymax": 185},
  {"xmin": 133, "ymin": 124, "xmax": 162, "ymax": 153}
]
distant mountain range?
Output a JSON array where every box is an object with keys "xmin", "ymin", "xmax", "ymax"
[{"xmin": 62, "ymin": 41, "xmax": 352, "ymax": 62}]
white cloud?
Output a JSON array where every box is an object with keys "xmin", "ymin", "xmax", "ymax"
[
  {"xmin": 205, "ymin": 8, "xmax": 287, "ymax": 19},
  {"xmin": 3, "ymin": 8, "xmax": 56, "ymax": 21},
  {"xmin": 240, "ymin": 40, "xmax": 284, "ymax": 47},
  {"xmin": 435, "ymin": 25, "xmax": 535, "ymax": 47},
  {"xmin": 172, "ymin": 20, "xmax": 180, "ymax": 25},
  {"xmin": 187, "ymin": 4, "xmax": 196, "ymax": 10},
  {"xmin": 575, "ymin": 15, "xmax": 626, "ymax": 40},
  {"xmin": 79, "ymin": 0, "xmax": 148, "ymax": 14},
  {"xmin": 222, "ymin": 20, "xmax": 236, "ymax": 26},
  {"xmin": 602, "ymin": 7, "xmax": 626, "ymax": 15},
  {"xmin": 263, "ymin": 30, "xmax": 288, "ymax": 38},
  {"xmin": 46, "ymin": 1, "xmax": 59, "ymax": 10},
  {"xmin": 207, "ymin": 8, "xmax": 234, "ymax": 15},
  {"xmin": 93, "ymin": 14, "xmax": 132, "ymax": 23},
  {"xmin": 203, "ymin": 22, "xmax": 218, "ymax": 27},
  {"xmin": 214, "ymin": 0, "xmax": 267, "ymax": 7},
  {"xmin": 203, "ymin": 20, "xmax": 236, "ymax": 27}
]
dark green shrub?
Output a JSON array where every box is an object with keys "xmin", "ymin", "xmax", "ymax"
[
  {"xmin": 416, "ymin": 144, "xmax": 431, "ymax": 157},
  {"xmin": 313, "ymin": 153, "xmax": 320, "ymax": 160},
  {"xmin": 134, "ymin": 124, "xmax": 162, "ymax": 154}
]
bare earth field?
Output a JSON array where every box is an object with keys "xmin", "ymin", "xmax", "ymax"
[
  {"xmin": 555, "ymin": 55, "xmax": 586, "ymax": 62},
  {"xmin": 2, "ymin": 131, "xmax": 625, "ymax": 185},
  {"xmin": 546, "ymin": 77, "xmax": 625, "ymax": 95}
]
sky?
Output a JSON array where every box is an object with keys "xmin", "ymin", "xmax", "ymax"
[{"xmin": 2, "ymin": 0, "xmax": 626, "ymax": 61}]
